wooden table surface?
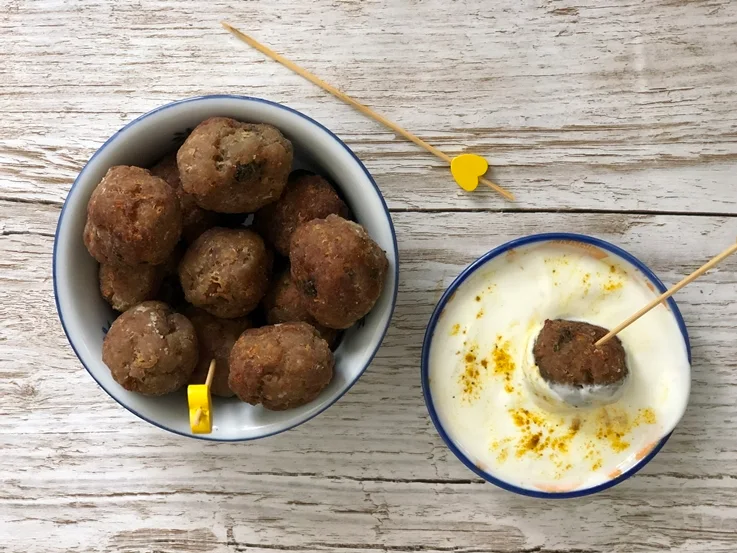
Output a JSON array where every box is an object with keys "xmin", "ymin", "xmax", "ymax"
[{"xmin": 3, "ymin": 1, "xmax": 737, "ymax": 551}]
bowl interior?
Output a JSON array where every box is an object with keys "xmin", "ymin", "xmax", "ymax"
[
  {"xmin": 421, "ymin": 233, "xmax": 691, "ymax": 498},
  {"xmin": 55, "ymin": 96, "xmax": 398, "ymax": 440}
]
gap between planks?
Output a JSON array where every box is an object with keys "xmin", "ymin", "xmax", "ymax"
[{"xmin": 1, "ymin": 196, "xmax": 737, "ymax": 219}]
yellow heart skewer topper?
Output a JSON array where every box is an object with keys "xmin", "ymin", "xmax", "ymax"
[
  {"xmin": 188, "ymin": 359, "xmax": 216, "ymax": 434},
  {"xmin": 451, "ymin": 154, "xmax": 490, "ymax": 192},
  {"xmin": 221, "ymin": 22, "xmax": 515, "ymax": 202}
]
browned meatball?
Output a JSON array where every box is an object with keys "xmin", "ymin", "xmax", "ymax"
[
  {"xmin": 83, "ymin": 166, "xmax": 182, "ymax": 265},
  {"xmin": 533, "ymin": 319, "xmax": 628, "ymax": 387},
  {"xmin": 99, "ymin": 263, "xmax": 164, "ymax": 312},
  {"xmin": 177, "ymin": 117, "xmax": 293, "ymax": 213},
  {"xmin": 228, "ymin": 322, "xmax": 334, "ymax": 410},
  {"xmin": 263, "ymin": 270, "xmax": 339, "ymax": 348},
  {"xmin": 185, "ymin": 307, "xmax": 251, "ymax": 398},
  {"xmin": 102, "ymin": 301, "xmax": 198, "ymax": 396},
  {"xmin": 151, "ymin": 153, "xmax": 219, "ymax": 244},
  {"xmin": 253, "ymin": 171, "xmax": 351, "ymax": 256},
  {"xmin": 179, "ymin": 227, "xmax": 272, "ymax": 319},
  {"xmin": 290, "ymin": 215, "xmax": 388, "ymax": 329}
]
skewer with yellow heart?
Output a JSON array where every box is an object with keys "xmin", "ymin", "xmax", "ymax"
[
  {"xmin": 188, "ymin": 359, "xmax": 216, "ymax": 434},
  {"xmin": 221, "ymin": 22, "xmax": 515, "ymax": 201}
]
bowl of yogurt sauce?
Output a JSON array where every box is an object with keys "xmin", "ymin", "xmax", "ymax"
[{"xmin": 421, "ymin": 233, "xmax": 691, "ymax": 498}]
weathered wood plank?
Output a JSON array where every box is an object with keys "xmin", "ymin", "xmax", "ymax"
[
  {"xmin": 1, "ymin": 0, "xmax": 736, "ymax": 211},
  {"xmin": 3, "ymin": 476, "xmax": 737, "ymax": 553},
  {"xmin": 4, "ymin": 0, "xmax": 737, "ymax": 551},
  {"xmin": 2, "ymin": 201, "xmax": 737, "ymax": 551}
]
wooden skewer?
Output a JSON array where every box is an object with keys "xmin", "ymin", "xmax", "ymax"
[
  {"xmin": 204, "ymin": 359, "xmax": 216, "ymax": 388},
  {"xmin": 193, "ymin": 360, "xmax": 217, "ymax": 426},
  {"xmin": 596, "ymin": 241, "xmax": 737, "ymax": 347},
  {"xmin": 221, "ymin": 22, "xmax": 515, "ymax": 201}
]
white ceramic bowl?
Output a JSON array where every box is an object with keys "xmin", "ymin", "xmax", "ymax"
[
  {"xmin": 422, "ymin": 234, "xmax": 691, "ymax": 498},
  {"xmin": 54, "ymin": 95, "xmax": 399, "ymax": 441}
]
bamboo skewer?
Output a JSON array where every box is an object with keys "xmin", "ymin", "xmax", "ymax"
[
  {"xmin": 221, "ymin": 21, "xmax": 515, "ymax": 201},
  {"xmin": 596, "ymin": 241, "xmax": 737, "ymax": 347},
  {"xmin": 192, "ymin": 359, "xmax": 216, "ymax": 427},
  {"xmin": 205, "ymin": 358, "xmax": 216, "ymax": 388}
]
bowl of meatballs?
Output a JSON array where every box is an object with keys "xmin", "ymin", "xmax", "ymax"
[{"xmin": 54, "ymin": 95, "xmax": 398, "ymax": 440}]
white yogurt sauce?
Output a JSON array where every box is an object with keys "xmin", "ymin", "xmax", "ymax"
[{"xmin": 428, "ymin": 241, "xmax": 691, "ymax": 493}]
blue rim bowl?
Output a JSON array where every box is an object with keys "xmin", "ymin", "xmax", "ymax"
[
  {"xmin": 54, "ymin": 95, "xmax": 399, "ymax": 441},
  {"xmin": 421, "ymin": 233, "xmax": 691, "ymax": 498}
]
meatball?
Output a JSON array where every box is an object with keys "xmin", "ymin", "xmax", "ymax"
[
  {"xmin": 289, "ymin": 215, "xmax": 388, "ymax": 329},
  {"xmin": 177, "ymin": 117, "xmax": 293, "ymax": 213},
  {"xmin": 186, "ymin": 307, "xmax": 251, "ymax": 398},
  {"xmin": 262, "ymin": 270, "xmax": 339, "ymax": 347},
  {"xmin": 533, "ymin": 319, "xmax": 628, "ymax": 387},
  {"xmin": 151, "ymin": 153, "xmax": 219, "ymax": 244},
  {"xmin": 228, "ymin": 322, "xmax": 334, "ymax": 410},
  {"xmin": 99, "ymin": 262, "xmax": 164, "ymax": 312},
  {"xmin": 83, "ymin": 166, "xmax": 182, "ymax": 265},
  {"xmin": 102, "ymin": 301, "xmax": 198, "ymax": 396},
  {"xmin": 179, "ymin": 227, "xmax": 272, "ymax": 318},
  {"xmin": 253, "ymin": 171, "xmax": 350, "ymax": 256}
]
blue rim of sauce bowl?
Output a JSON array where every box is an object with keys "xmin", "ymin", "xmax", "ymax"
[{"xmin": 420, "ymin": 233, "xmax": 691, "ymax": 498}]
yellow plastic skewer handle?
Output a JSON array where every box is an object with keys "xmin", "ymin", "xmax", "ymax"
[{"xmin": 188, "ymin": 384, "xmax": 212, "ymax": 434}]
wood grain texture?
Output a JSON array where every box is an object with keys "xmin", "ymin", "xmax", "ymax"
[
  {"xmin": 1, "ymin": 0, "xmax": 737, "ymax": 211},
  {"xmin": 2, "ymin": 201, "xmax": 737, "ymax": 552},
  {"xmin": 2, "ymin": 0, "xmax": 737, "ymax": 551}
]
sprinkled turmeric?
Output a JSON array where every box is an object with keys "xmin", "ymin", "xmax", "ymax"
[
  {"xmin": 595, "ymin": 408, "xmax": 632, "ymax": 453},
  {"xmin": 458, "ymin": 344, "xmax": 484, "ymax": 402},
  {"xmin": 492, "ymin": 338, "xmax": 515, "ymax": 393},
  {"xmin": 603, "ymin": 279, "xmax": 623, "ymax": 292}
]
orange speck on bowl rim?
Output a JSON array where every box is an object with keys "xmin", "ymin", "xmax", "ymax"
[
  {"xmin": 635, "ymin": 441, "xmax": 659, "ymax": 461},
  {"xmin": 534, "ymin": 481, "xmax": 581, "ymax": 493}
]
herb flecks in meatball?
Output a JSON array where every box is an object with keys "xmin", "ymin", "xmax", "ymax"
[
  {"xmin": 262, "ymin": 270, "xmax": 339, "ymax": 348},
  {"xmin": 177, "ymin": 117, "xmax": 293, "ymax": 213},
  {"xmin": 179, "ymin": 227, "xmax": 272, "ymax": 319},
  {"xmin": 84, "ymin": 166, "xmax": 182, "ymax": 265},
  {"xmin": 102, "ymin": 301, "xmax": 198, "ymax": 396},
  {"xmin": 228, "ymin": 322, "xmax": 334, "ymax": 410},
  {"xmin": 253, "ymin": 171, "xmax": 350, "ymax": 256},
  {"xmin": 533, "ymin": 319, "xmax": 628, "ymax": 388},
  {"xmin": 289, "ymin": 215, "xmax": 388, "ymax": 329},
  {"xmin": 151, "ymin": 153, "xmax": 219, "ymax": 244}
]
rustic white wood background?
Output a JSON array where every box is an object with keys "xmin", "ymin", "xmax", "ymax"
[{"xmin": 2, "ymin": 0, "xmax": 737, "ymax": 551}]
